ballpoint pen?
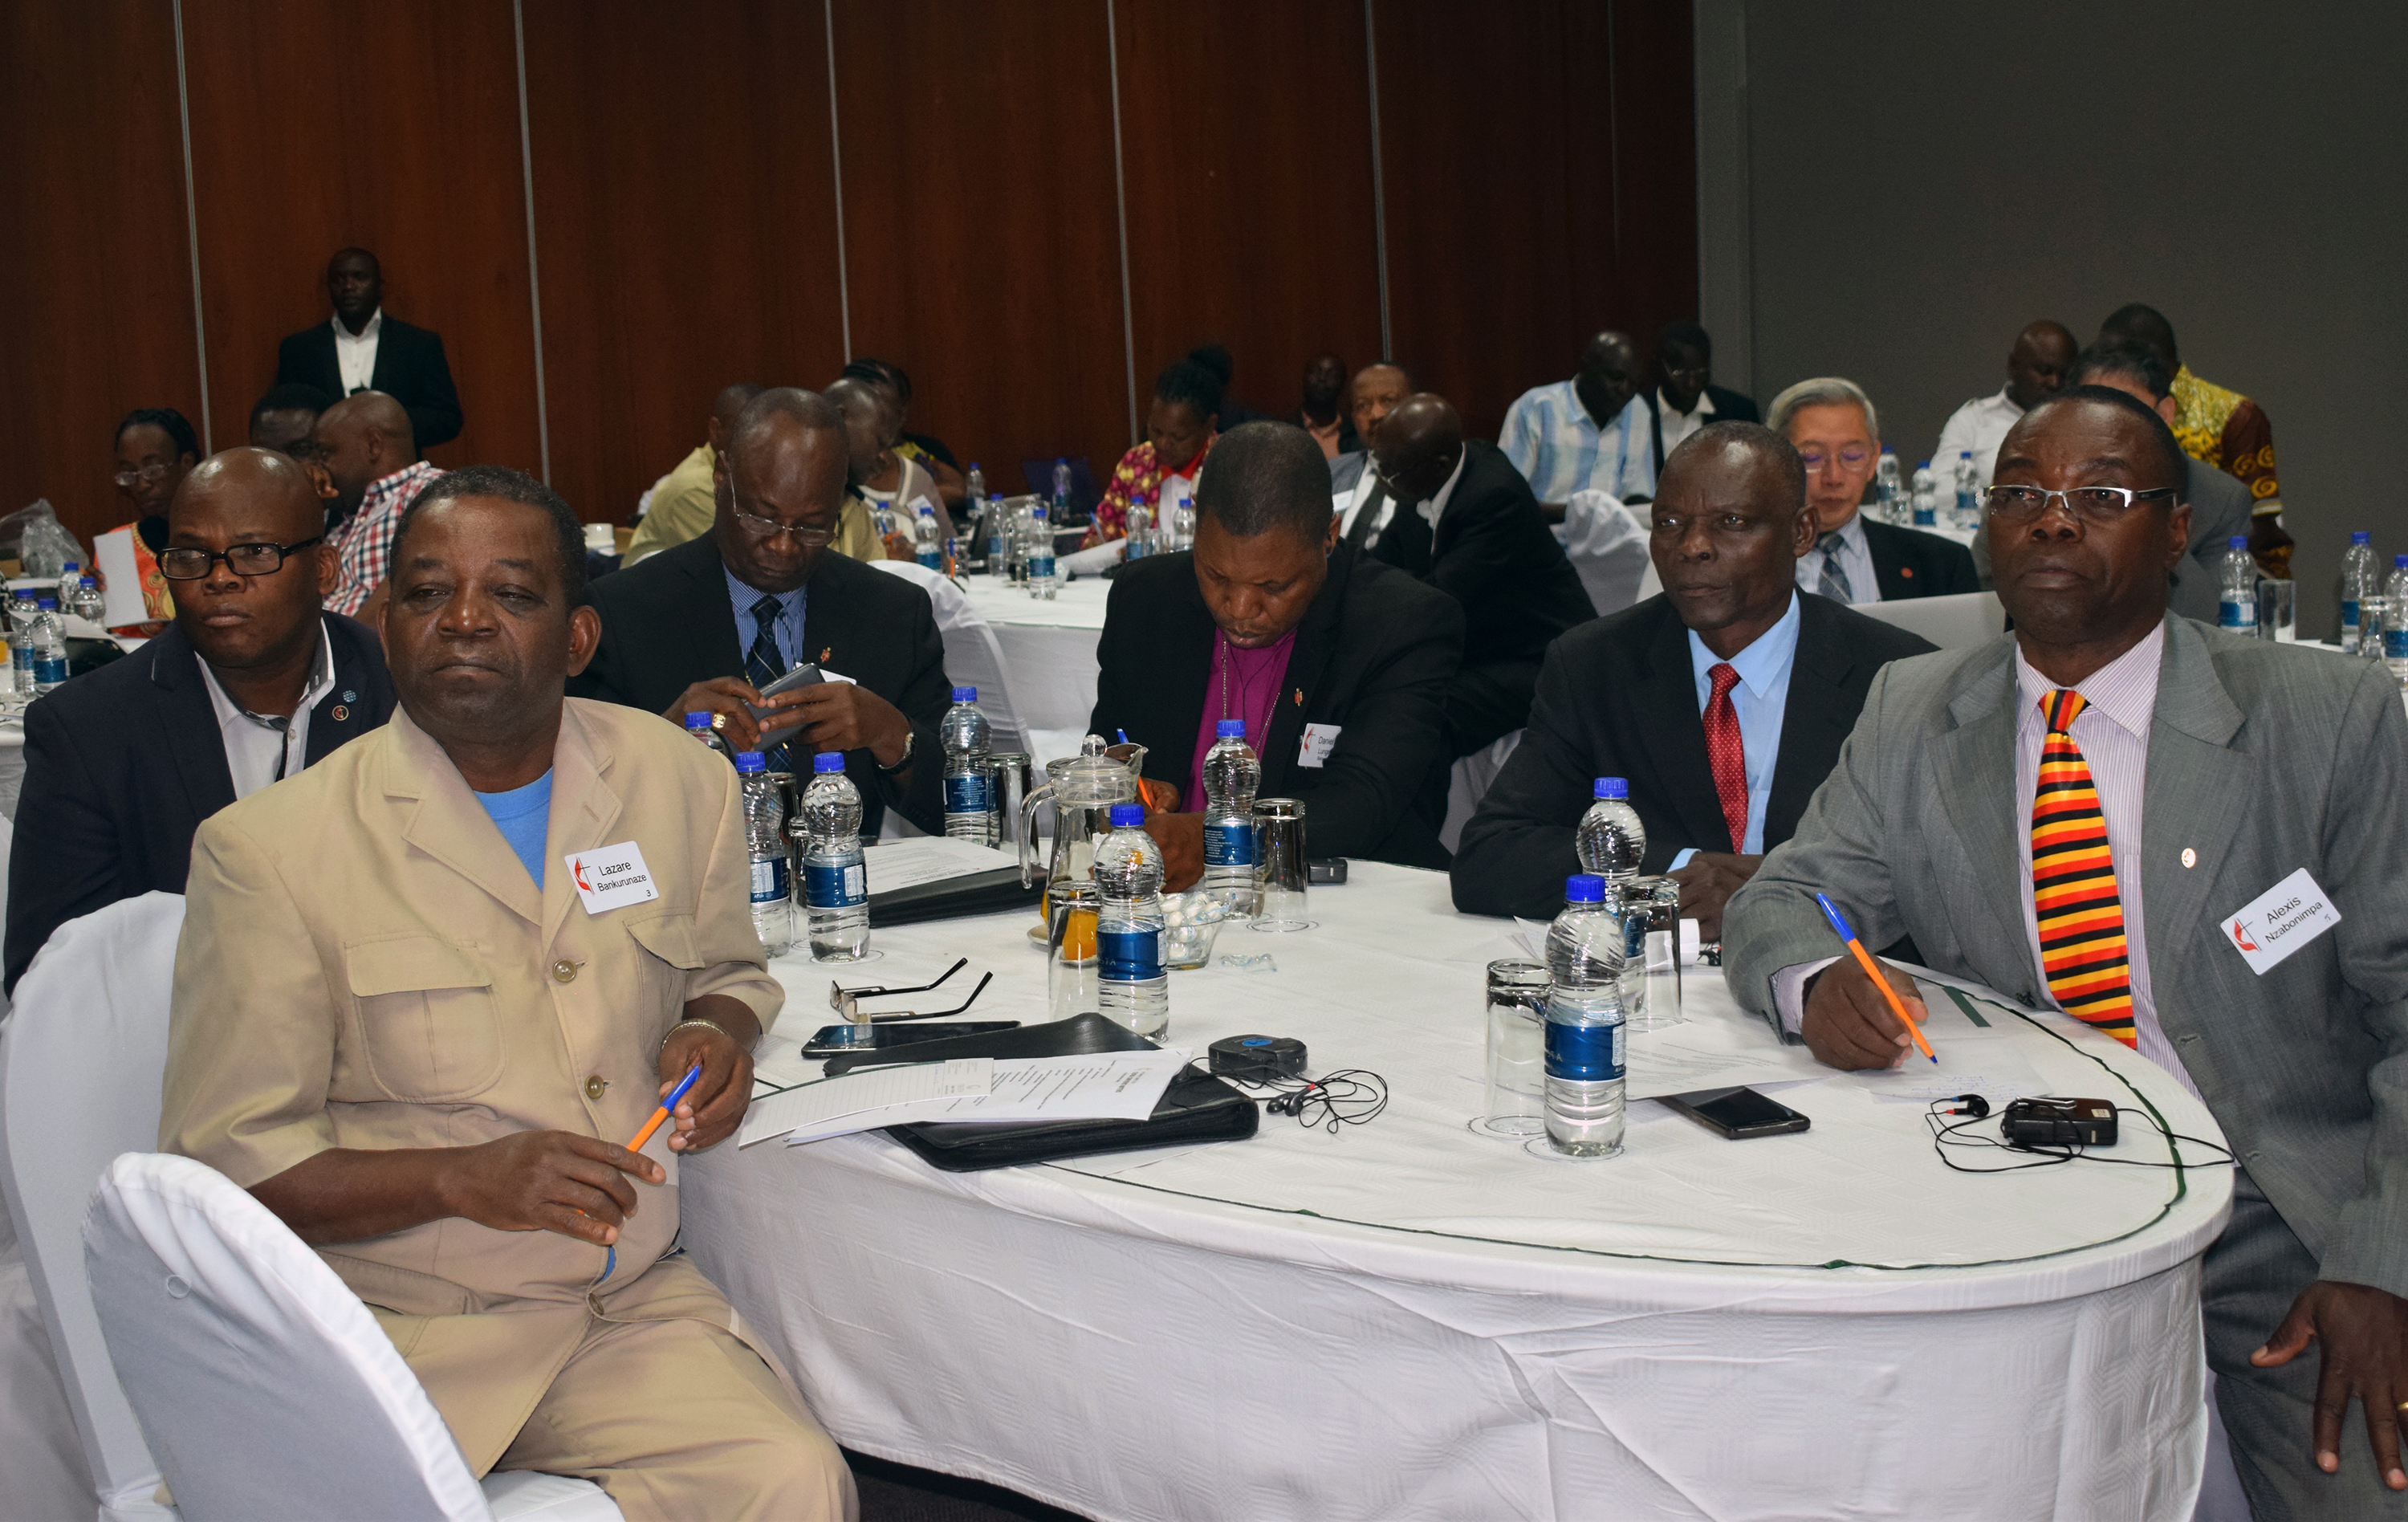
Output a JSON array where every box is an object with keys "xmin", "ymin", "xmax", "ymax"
[{"xmin": 1814, "ymin": 893, "xmax": 1936, "ymax": 1064}]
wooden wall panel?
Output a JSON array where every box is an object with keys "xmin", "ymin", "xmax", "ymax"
[
  {"xmin": 1115, "ymin": 0, "xmax": 1383, "ymax": 429},
  {"xmin": 522, "ymin": 0, "xmax": 848, "ymax": 523},
  {"xmin": 179, "ymin": 0, "xmax": 540, "ymax": 476},
  {"xmin": 830, "ymin": 0, "xmax": 1128, "ymax": 497},
  {"xmin": 1374, "ymin": 0, "xmax": 1697, "ymax": 442},
  {"xmin": 0, "ymin": 0, "xmax": 202, "ymax": 547}
]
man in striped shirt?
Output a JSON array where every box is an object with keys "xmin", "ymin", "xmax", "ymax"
[
  {"xmin": 1498, "ymin": 331, "xmax": 1657, "ymax": 511},
  {"xmin": 314, "ymin": 390, "xmax": 441, "ymax": 618}
]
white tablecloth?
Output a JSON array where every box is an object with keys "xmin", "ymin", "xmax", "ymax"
[
  {"xmin": 685, "ymin": 864, "xmax": 2230, "ymax": 1521},
  {"xmin": 955, "ymin": 575, "xmax": 1108, "ymax": 741}
]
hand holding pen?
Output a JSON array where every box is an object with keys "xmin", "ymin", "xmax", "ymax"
[{"xmin": 1800, "ymin": 893, "xmax": 1936, "ymax": 1070}]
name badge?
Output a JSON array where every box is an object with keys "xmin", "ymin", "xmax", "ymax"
[
  {"xmin": 1298, "ymin": 722, "xmax": 1341, "ymax": 768},
  {"xmin": 566, "ymin": 841, "xmax": 661, "ymax": 916},
  {"xmin": 2223, "ymin": 866, "xmax": 2341, "ymax": 975}
]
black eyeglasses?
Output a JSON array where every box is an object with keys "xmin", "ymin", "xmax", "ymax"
[
  {"xmin": 157, "ymin": 536, "xmax": 324, "ymax": 580},
  {"xmin": 1984, "ymin": 485, "xmax": 2177, "ymax": 526}
]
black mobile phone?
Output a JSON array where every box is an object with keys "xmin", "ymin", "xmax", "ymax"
[
  {"xmin": 1307, "ymin": 858, "xmax": 1348, "ymax": 885},
  {"xmin": 1662, "ymin": 1086, "xmax": 1811, "ymax": 1139},
  {"xmin": 800, "ymin": 1020, "xmax": 1018, "ymax": 1056},
  {"xmin": 746, "ymin": 662, "xmax": 824, "ymax": 723}
]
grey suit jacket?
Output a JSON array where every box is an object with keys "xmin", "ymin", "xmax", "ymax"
[
  {"xmin": 1723, "ymin": 616, "xmax": 2408, "ymax": 1298},
  {"xmin": 1971, "ymin": 458, "xmax": 2255, "ymax": 622}
]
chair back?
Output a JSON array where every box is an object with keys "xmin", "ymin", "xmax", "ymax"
[
  {"xmin": 1851, "ymin": 589, "xmax": 2007, "ymax": 650},
  {"xmin": 1442, "ymin": 731, "xmax": 1524, "ymax": 855},
  {"xmin": 870, "ymin": 561, "xmax": 1032, "ymax": 756},
  {"xmin": 0, "ymin": 891, "xmax": 185, "ymax": 1511},
  {"xmin": 1559, "ymin": 490, "xmax": 1652, "ymax": 619},
  {"xmin": 84, "ymin": 1152, "xmax": 492, "ymax": 1521}
]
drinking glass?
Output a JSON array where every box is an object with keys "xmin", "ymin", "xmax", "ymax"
[
  {"xmin": 1621, "ymin": 875, "xmax": 1685, "ymax": 1032},
  {"xmin": 1046, "ymin": 881, "xmax": 1100, "ymax": 1018},
  {"xmin": 2255, "ymin": 576, "xmax": 2296, "ymax": 642},
  {"xmin": 1249, "ymin": 798, "xmax": 1313, "ymax": 932},
  {"xmin": 1473, "ymin": 960, "xmax": 1550, "ymax": 1137}
]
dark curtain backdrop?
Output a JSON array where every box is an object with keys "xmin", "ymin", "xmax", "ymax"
[{"xmin": 0, "ymin": 0, "xmax": 1698, "ymax": 549}]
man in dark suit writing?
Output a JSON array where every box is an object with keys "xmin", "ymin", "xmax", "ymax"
[
  {"xmin": 6, "ymin": 448, "xmax": 393, "ymax": 991},
  {"xmin": 1090, "ymin": 421, "xmax": 1462, "ymax": 885},
  {"xmin": 274, "ymin": 248, "xmax": 462, "ymax": 451},
  {"xmin": 1348, "ymin": 393, "xmax": 1595, "ymax": 755},
  {"xmin": 1451, "ymin": 422, "xmax": 1934, "ymax": 929},
  {"xmin": 1724, "ymin": 389, "xmax": 2408, "ymax": 1512},
  {"xmin": 570, "ymin": 388, "xmax": 948, "ymax": 836}
]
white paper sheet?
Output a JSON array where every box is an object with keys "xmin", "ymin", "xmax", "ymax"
[
  {"xmin": 92, "ymin": 528, "xmax": 149, "ymax": 627},
  {"xmin": 742, "ymin": 1052, "xmax": 1188, "ymax": 1146},
  {"xmin": 864, "ymin": 836, "xmax": 1019, "ymax": 894}
]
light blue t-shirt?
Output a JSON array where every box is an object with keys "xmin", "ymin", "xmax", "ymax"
[{"xmin": 475, "ymin": 771, "xmax": 554, "ymax": 889}]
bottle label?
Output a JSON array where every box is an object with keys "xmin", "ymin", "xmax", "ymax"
[
  {"xmin": 1544, "ymin": 1018, "xmax": 1625, "ymax": 1081},
  {"xmin": 1096, "ymin": 925, "xmax": 1162, "ymax": 981},
  {"xmin": 1204, "ymin": 821, "xmax": 1254, "ymax": 868},
  {"xmin": 945, "ymin": 772, "xmax": 995, "ymax": 815},
  {"xmin": 31, "ymin": 656, "xmax": 66, "ymax": 686},
  {"xmin": 2387, "ymin": 629, "xmax": 2408, "ymax": 661},
  {"xmin": 2219, "ymin": 599, "xmax": 2256, "ymax": 630},
  {"xmin": 803, "ymin": 860, "xmax": 866, "ymax": 908},
  {"xmin": 748, "ymin": 855, "xmax": 788, "ymax": 905},
  {"xmin": 1028, "ymin": 553, "xmax": 1055, "ymax": 576}
]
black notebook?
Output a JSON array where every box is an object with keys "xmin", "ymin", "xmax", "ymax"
[
  {"xmin": 823, "ymin": 1012, "xmax": 1258, "ymax": 1172},
  {"xmin": 865, "ymin": 865, "xmax": 1047, "ymax": 927}
]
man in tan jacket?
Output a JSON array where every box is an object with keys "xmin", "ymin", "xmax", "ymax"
[{"xmin": 161, "ymin": 465, "xmax": 854, "ymax": 1520}]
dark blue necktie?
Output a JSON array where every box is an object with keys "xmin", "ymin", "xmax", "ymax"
[{"xmin": 745, "ymin": 595, "xmax": 795, "ymax": 773}]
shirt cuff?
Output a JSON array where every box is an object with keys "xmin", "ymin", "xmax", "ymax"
[
  {"xmin": 1771, "ymin": 957, "xmax": 1842, "ymax": 1037},
  {"xmin": 1669, "ymin": 848, "xmax": 1698, "ymax": 871}
]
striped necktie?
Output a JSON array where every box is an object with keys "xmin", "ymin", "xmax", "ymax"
[
  {"xmin": 745, "ymin": 595, "xmax": 796, "ymax": 775},
  {"xmin": 2032, "ymin": 690, "xmax": 2137, "ymax": 1047},
  {"xmin": 1815, "ymin": 531, "xmax": 1855, "ymax": 603}
]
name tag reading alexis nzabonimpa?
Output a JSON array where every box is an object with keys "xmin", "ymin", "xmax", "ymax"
[
  {"xmin": 2223, "ymin": 866, "xmax": 2341, "ymax": 975},
  {"xmin": 566, "ymin": 841, "xmax": 661, "ymax": 916}
]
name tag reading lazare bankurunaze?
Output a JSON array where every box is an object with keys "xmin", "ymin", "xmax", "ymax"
[{"xmin": 566, "ymin": 841, "xmax": 661, "ymax": 915}]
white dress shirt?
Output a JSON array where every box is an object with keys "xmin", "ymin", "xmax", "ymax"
[
  {"xmin": 1655, "ymin": 386, "xmax": 1718, "ymax": 462},
  {"xmin": 1337, "ymin": 446, "xmax": 1466, "ymax": 550},
  {"xmin": 1932, "ymin": 386, "xmax": 2024, "ymax": 492},
  {"xmin": 1796, "ymin": 511, "xmax": 1882, "ymax": 604},
  {"xmin": 196, "ymin": 625, "xmax": 337, "ymax": 800},
  {"xmin": 333, "ymin": 307, "xmax": 384, "ymax": 396}
]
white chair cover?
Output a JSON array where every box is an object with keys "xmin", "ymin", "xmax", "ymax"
[
  {"xmin": 1441, "ymin": 730, "xmax": 1523, "ymax": 855},
  {"xmin": 1849, "ymin": 588, "xmax": 2007, "ymax": 650},
  {"xmin": 870, "ymin": 560, "xmax": 1033, "ymax": 755},
  {"xmin": 0, "ymin": 891, "xmax": 185, "ymax": 1517},
  {"xmin": 1558, "ymin": 490, "xmax": 1652, "ymax": 619}
]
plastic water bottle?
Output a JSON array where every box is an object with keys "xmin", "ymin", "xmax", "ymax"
[
  {"xmin": 2341, "ymin": 532, "xmax": 2377, "ymax": 654},
  {"xmin": 1543, "ymin": 873, "xmax": 1627, "ymax": 1159},
  {"xmin": 964, "ymin": 462, "xmax": 985, "ymax": 514},
  {"xmin": 1051, "ymin": 458, "xmax": 1073, "ymax": 515},
  {"xmin": 1094, "ymin": 803, "xmax": 1169, "ymax": 1038},
  {"xmin": 913, "ymin": 503, "xmax": 945, "ymax": 570},
  {"xmin": 2386, "ymin": 557, "xmax": 2408, "ymax": 690},
  {"xmin": 9, "ymin": 595, "xmax": 35, "ymax": 696},
  {"xmin": 29, "ymin": 599, "xmax": 67, "ymax": 694},
  {"xmin": 2219, "ymin": 536, "xmax": 2258, "ymax": 634},
  {"xmin": 71, "ymin": 576, "xmax": 103, "ymax": 624},
  {"xmin": 683, "ymin": 710, "xmax": 734, "ymax": 764},
  {"xmin": 940, "ymin": 686, "xmax": 997, "ymax": 844},
  {"xmin": 793, "ymin": 752, "xmax": 870, "ymax": 962},
  {"xmin": 1167, "ymin": 478, "xmax": 1197, "ymax": 551},
  {"xmin": 1125, "ymin": 496, "xmax": 1153, "ymax": 560},
  {"xmin": 732, "ymin": 751, "xmax": 793, "ymax": 956},
  {"xmin": 1576, "ymin": 777, "xmax": 1649, "ymax": 1017},
  {"xmin": 1201, "ymin": 720, "xmax": 1260, "ymax": 913},
  {"xmin": 1027, "ymin": 504, "xmax": 1057, "ymax": 600},
  {"xmin": 1951, "ymin": 451, "xmax": 1980, "ymax": 528},
  {"xmin": 1910, "ymin": 461, "xmax": 1938, "ymax": 527},
  {"xmin": 983, "ymin": 494, "xmax": 1010, "ymax": 577},
  {"xmin": 1873, "ymin": 449, "xmax": 1903, "ymax": 524}
]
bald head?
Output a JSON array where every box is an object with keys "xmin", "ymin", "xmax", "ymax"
[
  {"xmin": 819, "ymin": 377, "xmax": 895, "ymax": 481},
  {"xmin": 1369, "ymin": 393, "xmax": 1463, "ymax": 504},
  {"xmin": 1576, "ymin": 331, "xmax": 1642, "ymax": 428},
  {"xmin": 167, "ymin": 448, "xmax": 336, "ymax": 676},
  {"xmin": 175, "ymin": 447, "xmax": 323, "ymax": 540},
  {"xmin": 2007, "ymin": 320, "xmax": 2077, "ymax": 410},
  {"xmin": 318, "ymin": 391, "xmax": 414, "ymax": 454},
  {"xmin": 727, "ymin": 386, "xmax": 846, "ymax": 462},
  {"xmin": 312, "ymin": 392, "xmax": 417, "ymax": 521},
  {"xmin": 706, "ymin": 383, "xmax": 766, "ymax": 454}
]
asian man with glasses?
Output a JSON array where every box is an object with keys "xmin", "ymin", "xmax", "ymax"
[{"xmin": 1769, "ymin": 376, "xmax": 1980, "ymax": 603}]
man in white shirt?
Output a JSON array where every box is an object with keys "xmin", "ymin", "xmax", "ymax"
[
  {"xmin": 1645, "ymin": 321, "xmax": 1762, "ymax": 472},
  {"xmin": 1931, "ymin": 319, "xmax": 2076, "ymax": 490},
  {"xmin": 1498, "ymin": 331, "xmax": 1656, "ymax": 509},
  {"xmin": 1770, "ymin": 376, "xmax": 1979, "ymax": 604},
  {"xmin": 274, "ymin": 248, "xmax": 463, "ymax": 449}
]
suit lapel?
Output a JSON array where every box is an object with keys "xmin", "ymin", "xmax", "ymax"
[
  {"xmin": 1259, "ymin": 550, "xmax": 1350, "ymax": 792},
  {"xmin": 2138, "ymin": 618, "xmax": 2248, "ymax": 995},
  {"xmin": 1630, "ymin": 604, "xmax": 1732, "ymax": 852},
  {"xmin": 543, "ymin": 704, "xmax": 625, "ymax": 946},
  {"xmin": 1862, "ymin": 520, "xmax": 1911, "ymax": 601},
  {"xmin": 1931, "ymin": 639, "xmax": 2028, "ymax": 962},
  {"xmin": 1765, "ymin": 598, "xmax": 1858, "ymax": 845},
  {"xmin": 385, "ymin": 708, "xmax": 544, "ymax": 926},
  {"xmin": 148, "ymin": 630, "xmax": 239, "ymax": 824},
  {"xmin": 368, "ymin": 322, "xmax": 394, "ymax": 393}
]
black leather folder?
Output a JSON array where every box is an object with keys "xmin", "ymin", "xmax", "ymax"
[
  {"xmin": 823, "ymin": 1012, "xmax": 1259, "ymax": 1171},
  {"xmin": 865, "ymin": 865, "xmax": 1047, "ymax": 927}
]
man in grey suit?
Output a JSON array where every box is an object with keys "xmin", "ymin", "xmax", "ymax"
[
  {"xmin": 1723, "ymin": 387, "xmax": 2408, "ymax": 1515},
  {"xmin": 1969, "ymin": 340, "xmax": 2254, "ymax": 625}
]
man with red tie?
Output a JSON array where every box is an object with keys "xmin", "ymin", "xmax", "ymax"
[
  {"xmin": 1723, "ymin": 388, "xmax": 2408, "ymax": 1513},
  {"xmin": 1450, "ymin": 421, "xmax": 1934, "ymax": 932}
]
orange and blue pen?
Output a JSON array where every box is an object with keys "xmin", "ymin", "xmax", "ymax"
[
  {"xmin": 1814, "ymin": 893, "xmax": 1936, "ymax": 1064},
  {"xmin": 598, "ymin": 1059, "xmax": 705, "ymax": 1281}
]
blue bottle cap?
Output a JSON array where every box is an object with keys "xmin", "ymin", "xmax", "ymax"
[
  {"xmin": 990, "ymin": 494, "xmax": 1005, "ymax": 503},
  {"xmin": 2229, "ymin": 536, "xmax": 2248, "ymax": 550},
  {"xmin": 970, "ymin": 461, "xmax": 981, "ymax": 470},
  {"xmin": 952, "ymin": 686, "xmax": 977, "ymax": 702},
  {"xmin": 2397, "ymin": 555, "xmax": 2408, "ymax": 569},
  {"xmin": 35, "ymin": 598, "xmax": 55, "ymax": 610},
  {"xmin": 1109, "ymin": 803, "xmax": 1145, "ymax": 828},
  {"xmin": 1916, "ymin": 460, "xmax": 1930, "ymax": 469},
  {"xmin": 1565, "ymin": 873, "xmax": 1606, "ymax": 904},
  {"xmin": 2353, "ymin": 531, "xmax": 2373, "ymax": 544},
  {"xmin": 1592, "ymin": 777, "xmax": 1628, "ymax": 800},
  {"xmin": 813, "ymin": 752, "xmax": 846, "ymax": 774},
  {"xmin": 684, "ymin": 710, "xmax": 713, "ymax": 729},
  {"xmin": 1033, "ymin": 505, "xmax": 1049, "ymax": 520},
  {"xmin": 734, "ymin": 751, "xmax": 766, "ymax": 774},
  {"xmin": 1959, "ymin": 450, "xmax": 1971, "ymax": 458},
  {"xmin": 1216, "ymin": 719, "xmax": 1247, "ymax": 738}
]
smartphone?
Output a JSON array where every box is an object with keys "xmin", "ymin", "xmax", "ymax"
[
  {"xmin": 1307, "ymin": 858, "xmax": 1348, "ymax": 885},
  {"xmin": 746, "ymin": 662, "xmax": 824, "ymax": 725},
  {"xmin": 1662, "ymin": 1086, "xmax": 1810, "ymax": 1139},
  {"xmin": 800, "ymin": 1020, "xmax": 1019, "ymax": 1056}
]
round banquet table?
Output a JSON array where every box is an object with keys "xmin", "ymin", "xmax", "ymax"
[
  {"xmin": 684, "ymin": 861, "xmax": 2231, "ymax": 1522},
  {"xmin": 956, "ymin": 573, "xmax": 1108, "ymax": 737}
]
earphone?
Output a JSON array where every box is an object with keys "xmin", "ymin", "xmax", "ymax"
[{"xmin": 1944, "ymin": 1093, "xmax": 1991, "ymax": 1118}]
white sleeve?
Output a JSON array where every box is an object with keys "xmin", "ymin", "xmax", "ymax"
[{"xmin": 1770, "ymin": 957, "xmax": 1843, "ymax": 1037}]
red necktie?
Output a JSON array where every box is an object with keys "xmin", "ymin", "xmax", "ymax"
[{"xmin": 1702, "ymin": 663, "xmax": 1749, "ymax": 853}]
